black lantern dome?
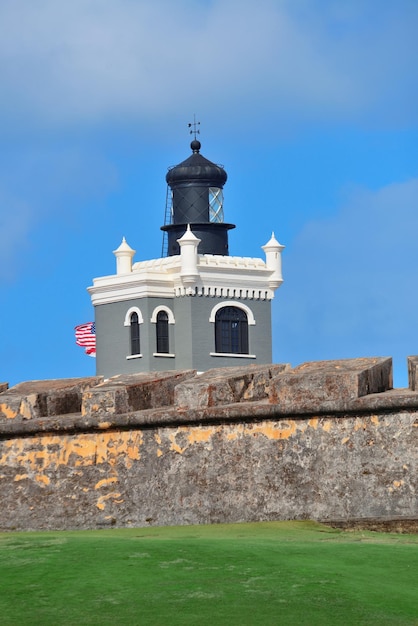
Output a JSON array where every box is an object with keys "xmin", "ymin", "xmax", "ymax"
[{"xmin": 161, "ymin": 140, "xmax": 235, "ymax": 256}]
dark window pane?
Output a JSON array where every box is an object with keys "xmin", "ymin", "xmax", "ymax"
[
  {"xmin": 156, "ymin": 311, "xmax": 169, "ymax": 353},
  {"xmin": 215, "ymin": 307, "xmax": 249, "ymax": 354},
  {"xmin": 130, "ymin": 312, "xmax": 140, "ymax": 355}
]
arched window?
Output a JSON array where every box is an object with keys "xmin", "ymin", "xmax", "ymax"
[
  {"xmin": 215, "ymin": 306, "xmax": 249, "ymax": 354},
  {"xmin": 130, "ymin": 312, "xmax": 140, "ymax": 355},
  {"xmin": 156, "ymin": 310, "xmax": 169, "ymax": 354}
]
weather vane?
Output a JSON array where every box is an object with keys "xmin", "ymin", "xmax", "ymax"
[{"xmin": 188, "ymin": 115, "xmax": 200, "ymax": 140}]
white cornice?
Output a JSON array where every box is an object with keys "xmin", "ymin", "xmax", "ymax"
[{"xmin": 88, "ymin": 254, "xmax": 283, "ymax": 306}]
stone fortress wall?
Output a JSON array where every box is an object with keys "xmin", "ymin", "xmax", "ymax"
[{"xmin": 1, "ymin": 356, "xmax": 418, "ymax": 531}]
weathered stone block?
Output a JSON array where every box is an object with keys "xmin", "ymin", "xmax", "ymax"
[
  {"xmin": 0, "ymin": 377, "xmax": 103, "ymax": 420},
  {"xmin": 408, "ymin": 356, "xmax": 418, "ymax": 391},
  {"xmin": 269, "ymin": 357, "xmax": 393, "ymax": 412},
  {"xmin": 2, "ymin": 358, "xmax": 418, "ymax": 532},
  {"xmin": 82, "ymin": 370, "xmax": 196, "ymax": 416},
  {"xmin": 0, "ymin": 383, "xmax": 8, "ymax": 394},
  {"xmin": 1, "ymin": 410, "xmax": 418, "ymax": 531},
  {"xmin": 174, "ymin": 363, "xmax": 290, "ymax": 410}
]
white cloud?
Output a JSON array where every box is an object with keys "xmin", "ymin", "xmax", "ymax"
[
  {"xmin": 0, "ymin": 0, "xmax": 415, "ymax": 134},
  {"xmin": 275, "ymin": 177, "xmax": 418, "ymax": 384}
]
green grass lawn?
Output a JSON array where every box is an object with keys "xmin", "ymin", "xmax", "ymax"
[{"xmin": 1, "ymin": 521, "xmax": 418, "ymax": 625}]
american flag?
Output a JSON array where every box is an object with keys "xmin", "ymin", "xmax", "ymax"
[{"xmin": 75, "ymin": 322, "xmax": 96, "ymax": 357}]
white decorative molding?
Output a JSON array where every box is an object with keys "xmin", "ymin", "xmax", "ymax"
[
  {"xmin": 123, "ymin": 307, "xmax": 144, "ymax": 326},
  {"xmin": 126, "ymin": 354, "xmax": 142, "ymax": 360},
  {"xmin": 208, "ymin": 301, "xmax": 256, "ymax": 325},
  {"xmin": 150, "ymin": 306, "xmax": 175, "ymax": 324},
  {"xmin": 113, "ymin": 237, "xmax": 136, "ymax": 275},
  {"xmin": 178, "ymin": 224, "xmax": 200, "ymax": 286},
  {"xmin": 153, "ymin": 353, "xmax": 175, "ymax": 358},
  {"xmin": 209, "ymin": 352, "xmax": 256, "ymax": 359},
  {"xmin": 262, "ymin": 232, "xmax": 285, "ymax": 289},
  {"xmin": 174, "ymin": 285, "xmax": 272, "ymax": 299},
  {"xmin": 89, "ymin": 251, "xmax": 282, "ymax": 305}
]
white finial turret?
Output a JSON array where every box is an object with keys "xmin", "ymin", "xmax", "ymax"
[
  {"xmin": 262, "ymin": 232, "xmax": 284, "ymax": 290},
  {"xmin": 113, "ymin": 237, "xmax": 136, "ymax": 275},
  {"xmin": 177, "ymin": 225, "xmax": 201, "ymax": 290}
]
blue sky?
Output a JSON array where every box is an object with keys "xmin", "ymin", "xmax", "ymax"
[{"xmin": 1, "ymin": 0, "xmax": 417, "ymax": 388}]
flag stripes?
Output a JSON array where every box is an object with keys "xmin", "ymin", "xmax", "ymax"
[{"xmin": 75, "ymin": 322, "xmax": 96, "ymax": 357}]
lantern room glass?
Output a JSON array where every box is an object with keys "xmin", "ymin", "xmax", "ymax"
[{"xmin": 209, "ymin": 187, "xmax": 224, "ymax": 223}]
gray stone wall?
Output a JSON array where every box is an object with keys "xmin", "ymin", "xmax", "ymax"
[
  {"xmin": 175, "ymin": 295, "xmax": 272, "ymax": 371},
  {"xmin": 96, "ymin": 295, "xmax": 272, "ymax": 377},
  {"xmin": 96, "ymin": 297, "xmax": 177, "ymax": 377},
  {"xmin": 1, "ymin": 358, "xmax": 418, "ymax": 531}
]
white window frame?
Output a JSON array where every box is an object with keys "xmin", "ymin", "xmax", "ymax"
[
  {"xmin": 209, "ymin": 301, "xmax": 256, "ymax": 325},
  {"xmin": 124, "ymin": 307, "xmax": 143, "ymax": 359},
  {"xmin": 150, "ymin": 305, "xmax": 175, "ymax": 324},
  {"xmin": 124, "ymin": 307, "xmax": 144, "ymax": 326}
]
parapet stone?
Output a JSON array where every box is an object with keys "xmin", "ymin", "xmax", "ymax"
[
  {"xmin": 1, "ymin": 357, "xmax": 418, "ymax": 434},
  {"xmin": 2, "ymin": 357, "xmax": 418, "ymax": 532},
  {"xmin": 408, "ymin": 356, "xmax": 418, "ymax": 391}
]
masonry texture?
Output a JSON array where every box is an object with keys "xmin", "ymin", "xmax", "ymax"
[{"xmin": 1, "ymin": 357, "xmax": 418, "ymax": 531}]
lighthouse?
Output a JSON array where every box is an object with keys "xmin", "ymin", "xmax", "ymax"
[
  {"xmin": 162, "ymin": 137, "xmax": 234, "ymax": 256},
  {"xmin": 88, "ymin": 136, "xmax": 284, "ymax": 378}
]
